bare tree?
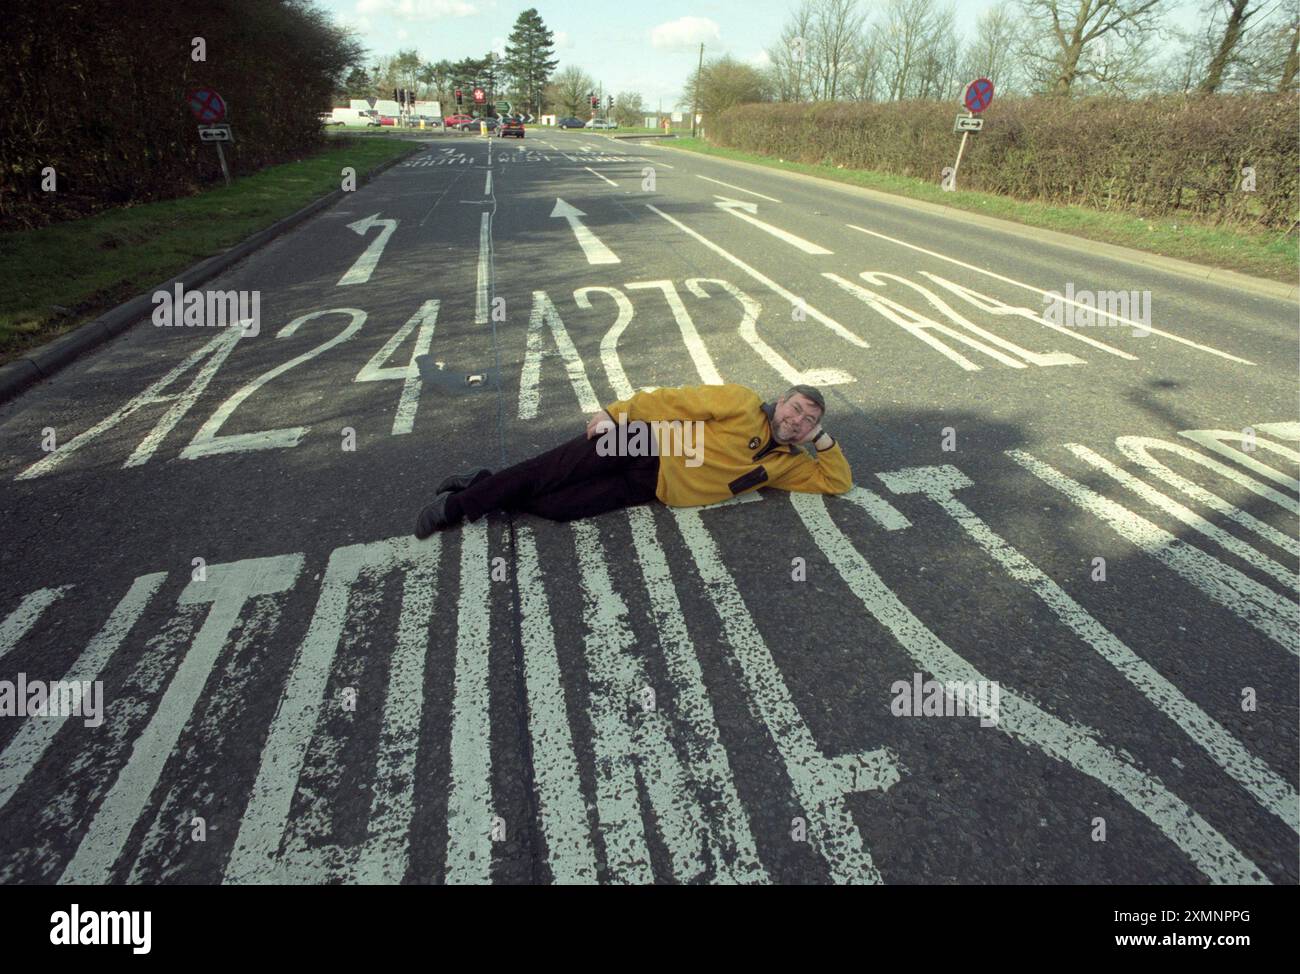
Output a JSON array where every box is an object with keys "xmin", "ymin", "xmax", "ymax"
[
  {"xmin": 877, "ymin": 0, "xmax": 951, "ymax": 100},
  {"xmin": 846, "ymin": 32, "xmax": 885, "ymax": 100},
  {"xmin": 1200, "ymin": 0, "xmax": 1261, "ymax": 92},
  {"xmin": 682, "ymin": 55, "xmax": 774, "ymax": 115},
  {"xmin": 962, "ymin": 2, "xmax": 1023, "ymax": 92},
  {"xmin": 1016, "ymin": 0, "xmax": 1166, "ymax": 94},
  {"xmin": 810, "ymin": 0, "xmax": 869, "ymax": 99},
  {"xmin": 546, "ymin": 65, "xmax": 597, "ymax": 117},
  {"xmin": 768, "ymin": 0, "xmax": 817, "ymax": 100}
]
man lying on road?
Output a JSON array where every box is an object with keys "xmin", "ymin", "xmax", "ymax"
[{"xmin": 414, "ymin": 383, "xmax": 852, "ymax": 537}]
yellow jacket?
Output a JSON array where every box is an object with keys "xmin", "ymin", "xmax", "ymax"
[{"xmin": 604, "ymin": 384, "xmax": 853, "ymax": 507}]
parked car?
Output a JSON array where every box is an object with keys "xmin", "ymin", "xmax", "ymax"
[
  {"xmin": 585, "ymin": 118, "xmax": 617, "ymax": 130},
  {"xmin": 500, "ymin": 119, "xmax": 524, "ymax": 138},
  {"xmin": 457, "ymin": 117, "xmax": 500, "ymax": 132},
  {"xmin": 317, "ymin": 112, "xmax": 344, "ymax": 126},
  {"xmin": 557, "ymin": 117, "xmax": 586, "ymax": 128},
  {"xmin": 378, "ymin": 116, "xmax": 396, "ymax": 126},
  {"xmin": 445, "ymin": 113, "xmax": 474, "ymax": 127}
]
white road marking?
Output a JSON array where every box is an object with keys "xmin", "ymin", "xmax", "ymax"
[
  {"xmin": 354, "ymin": 300, "xmax": 439, "ymax": 435},
  {"xmin": 514, "ymin": 527, "xmax": 599, "ymax": 883},
  {"xmin": 674, "ymin": 504, "xmax": 898, "ymax": 884},
  {"xmin": 574, "ymin": 286, "xmax": 637, "ymax": 400},
  {"xmin": 624, "ymin": 507, "xmax": 768, "ymax": 882},
  {"xmin": 1178, "ymin": 429, "xmax": 1300, "ymax": 492},
  {"xmin": 476, "ymin": 212, "xmax": 492, "ymax": 323},
  {"xmin": 585, "ymin": 166, "xmax": 618, "ymax": 187},
  {"xmin": 713, "ymin": 196, "xmax": 832, "ymax": 254},
  {"xmin": 879, "ymin": 464, "xmax": 1299, "ymax": 835},
  {"xmin": 180, "ymin": 309, "xmax": 366, "ymax": 459},
  {"xmin": 16, "ymin": 329, "xmax": 244, "ymax": 479},
  {"xmin": 697, "ymin": 175, "xmax": 780, "ymax": 202},
  {"xmin": 1007, "ymin": 449, "xmax": 1299, "ymax": 654},
  {"xmin": 64, "ymin": 554, "xmax": 304, "ymax": 884},
  {"xmin": 1067, "ymin": 444, "xmax": 1298, "ymax": 588},
  {"xmin": 790, "ymin": 491, "xmax": 1268, "ymax": 884},
  {"xmin": 0, "ymin": 586, "xmax": 72, "ymax": 660},
  {"xmin": 445, "ymin": 520, "xmax": 493, "ymax": 884},
  {"xmin": 647, "ymin": 204, "xmax": 868, "ymax": 349},
  {"xmin": 484, "ymin": 170, "xmax": 492, "ymax": 195},
  {"xmin": 518, "ymin": 291, "xmax": 601, "ymax": 420},
  {"xmin": 685, "ymin": 278, "xmax": 854, "ymax": 385},
  {"xmin": 339, "ymin": 213, "xmax": 398, "ymax": 287},
  {"xmin": 0, "ymin": 574, "xmax": 165, "ymax": 813},
  {"xmin": 626, "ymin": 280, "xmax": 723, "ymax": 384},
  {"xmin": 550, "ymin": 198, "xmax": 620, "ymax": 264},
  {"xmin": 845, "ymin": 224, "xmax": 1256, "ymax": 365}
]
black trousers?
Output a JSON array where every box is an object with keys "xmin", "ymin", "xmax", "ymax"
[{"xmin": 452, "ymin": 424, "xmax": 661, "ymax": 523}]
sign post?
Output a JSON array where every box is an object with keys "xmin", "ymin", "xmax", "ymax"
[
  {"xmin": 187, "ymin": 87, "xmax": 232, "ymax": 186},
  {"xmin": 947, "ymin": 78, "xmax": 993, "ymax": 192}
]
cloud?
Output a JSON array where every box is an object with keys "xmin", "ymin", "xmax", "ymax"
[
  {"xmin": 357, "ymin": 0, "xmax": 477, "ymax": 17},
  {"xmin": 491, "ymin": 35, "xmax": 507, "ymax": 58},
  {"xmin": 553, "ymin": 30, "xmax": 572, "ymax": 49},
  {"xmin": 746, "ymin": 50, "xmax": 771, "ymax": 67},
  {"xmin": 650, "ymin": 16, "xmax": 720, "ymax": 50}
]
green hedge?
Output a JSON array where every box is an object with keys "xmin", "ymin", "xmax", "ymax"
[{"xmin": 707, "ymin": 94, "xmax": 1299, "ymax": 230}]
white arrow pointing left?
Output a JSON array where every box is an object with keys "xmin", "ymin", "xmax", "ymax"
[
  {"xmin": 713, "ymin": 196, "xmax": 832, "ymax": 255},
  {"xmin": 339, "ymin": 213, "xmax": 398, "ymax": 286}
]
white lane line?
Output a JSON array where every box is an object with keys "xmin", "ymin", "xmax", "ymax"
[
  {"xmin": 223, "ymin": 539, "xmax": 424, "ymax": 882},
  {"xmin": 484, "ymin": 170, "xmax": 492, "ymax": 195},
  {"xmin": 685, "ymin": 277, "xmax": 854, "ymax": 386},
  {"xmin": 790, "ymin": 491, "xmax": 1267, "ymax": 885},
  {"xmin": 1007, "ymin": 449, "xmax": 1299, "ymax": 654},
  {"xmin": 585, "ymin": 166, "xmax": 618, "ymax": 187},
  {"xmin": 879, "ymin": 464, "xmax": 1299, "ymax": 835},
  {"xmin": 625, "ymin": 506, "xmax": 768, "ymax": 883},
  {"xmin": 515, "ymin": 527, "xmax": 599, "ymax": 883},
  {"xmin": 352, "ymin": 541, "xmax": 441, "ymax": 884},
  {"xmin": 647, "ymin": 204, "xmax": 868, "ymax": 349},
  {"xmin": 572, "ymin": 522, "xmax": 700, "ymax": 882},
  {"xmin": 476, "ymin": 212, "xmax": 491, "ymax": 324},
  {"xmin": 674, "ymin": 504, "xmax": 896, "ymax": 884},
  {"xmin": 339, "ymin": 213, "xmax": 399, "ymax": 286},
  {"xmin": 574, "ymin": 286, "xmax": 636, "ymax": 400},
  {"xmin": 518, "ymin": 291, "xmax": 602, "ymax": 420},
  {"xmin": 1178, "ymin": 429, "xmax": 1300, "ymax": 492},
  {"xmin": 445, "ymin": 520, "xmax": 493, "ymax": 884},
  {"xmin": 698, "ymin": 175, "xmax": 780, "ymax": 202},
  {"xmin": 65, "ymin": 554, "xmax": 304, "ymax": 884},
  {"xmin": 626, "ymin": 280, "xmax": 723, "ymax": 384},
  {"xmin": 1116, "ymin": 437, "xmax": 1300, "ymax": 543},
  {"xmin": 1067, "ymin": 444, "xmax": 1298, "ymax": 588},
  {"xmin": 845, "ymin": 224, "xmax": 1256, "ymax": 365},
  {"xmin": 0, "ymin": 574, "xmax": 166, "ymax": 813},
  {"xmin": 550, "ymin": 198, "xmax": 620, "ymax": 264},
  {"xmin": 714, "ymin": 196, "xmax": 832, "ymax": 254},
  {"xmin": 0, "ymin": 586, "xmax": 72, "ymax": 659}
]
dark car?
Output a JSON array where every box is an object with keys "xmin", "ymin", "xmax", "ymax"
[
  {"xmin": 457, "ymin": 117, "xmax": 500, "ymax": 132},
  {"xmin": 500, "ymin": 119, "xmax": 524, "ymax": 138},
  {"xmin": 557, "ymin": 117, "xmax": 586, "ymax": 129}
]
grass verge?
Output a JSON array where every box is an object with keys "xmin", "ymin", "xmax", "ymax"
[
  {"xmin": 0, "ymin": 137, "xmax": 416, "ymax": 365},
  {"xmin": 655, "ymin": 137, "xmax": 1297, "ymax": 284}
]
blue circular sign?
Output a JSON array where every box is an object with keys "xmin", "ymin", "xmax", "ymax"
[{"xmin": 964, "ymin": 78, "xmax": 994, "ymax": 114}]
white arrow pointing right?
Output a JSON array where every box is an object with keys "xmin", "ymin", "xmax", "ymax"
[
  {"xmin": 550, "ymin": 198, "xmax": 620, "ymax": 264},
  {"xmin": 713, "ymin": 196, "xmax": 832, "ymax": 254}
]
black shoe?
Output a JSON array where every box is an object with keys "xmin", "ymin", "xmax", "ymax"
[
  {"xmin": 415, "ymin": 492, "xmax": 459, "ymax": 539},
  {"xmin": 436, "ymin": 468, "xmax": 492, "ymax": 495}
]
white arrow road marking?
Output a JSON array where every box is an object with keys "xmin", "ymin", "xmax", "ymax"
[
  {"xmin": 697, "ymin": 175, "xmax": 780, "ymax": 202},
  {"xmin": 339, "ymin": 213, "xmax": 398, "ymax": 286},
  {"xmin": 550, "ymin": 198, "xmax": 620, "ymax": 264},
  {"xmin": 713, "ymin": 196, "xmax": 831, "ymax": 254}
]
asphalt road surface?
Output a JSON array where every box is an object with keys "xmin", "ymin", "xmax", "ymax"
[{"xmin": 0, "ymin": 128, "xmax": 1296, "ymax": 884}]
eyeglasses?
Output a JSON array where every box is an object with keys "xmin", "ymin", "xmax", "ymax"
[{"xmin": 788, "ymin": 401, "xmax": 819, "ymax": 428}]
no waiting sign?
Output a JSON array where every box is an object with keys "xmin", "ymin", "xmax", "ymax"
[
  {"xmin": 963, "ymin": 78, "xmax": 994, "ymax": 114},
  {"xmin": 187, "ymin": 87, "xmax": 226, "ymax": 123}
]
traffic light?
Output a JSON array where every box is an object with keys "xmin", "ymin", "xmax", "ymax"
[
  {"xmin": 607, "ymin": 95, "xmax": 613, "ymax": 111},
  {"xmin": 589, "ymin": 94, "xmax": 597, "ymax": 109},
  {"xmin": 455, "ymin": 88, "xmax": 463, "ymax": 106}
]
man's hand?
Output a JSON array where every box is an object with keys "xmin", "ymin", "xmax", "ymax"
[
  {"xmin": 586, "ymin": 410, "xmax": 615, "ymax": 439},
  {"xmin": 795, "ymin": 424, "xmax": 824, "ymax": 446}
]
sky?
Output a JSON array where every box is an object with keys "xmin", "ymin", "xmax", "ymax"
[{"xmin": 319, "ymin": 0, "xmax": 1208, "ymax": 112}]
